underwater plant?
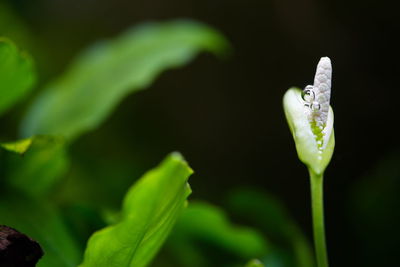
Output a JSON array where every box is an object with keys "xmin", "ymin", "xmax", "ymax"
[{"xmin": 283, "ymin": 57, "xmax": 335, "ymax": 267}]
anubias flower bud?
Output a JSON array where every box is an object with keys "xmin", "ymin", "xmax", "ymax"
[{"xmin": 283, "ymin": 57, "xmax": 335, "ymax": 175}]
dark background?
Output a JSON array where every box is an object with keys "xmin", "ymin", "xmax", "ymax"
[{"xmin": 2, "ymin": 0, "xmax": 400, "ymax": 266}]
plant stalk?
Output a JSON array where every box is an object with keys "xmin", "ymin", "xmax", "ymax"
[{"xmin": 309, "ymin": 170, "xmax": 329, "ymax": 267}]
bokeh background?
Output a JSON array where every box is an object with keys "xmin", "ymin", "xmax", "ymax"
[{"xmin": 1, "ymin": 0, "xmax": 399, "ymax": 266}]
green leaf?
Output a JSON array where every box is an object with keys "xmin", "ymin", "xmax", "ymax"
[
  {"xmin": 283, "ymin": 87, "xmax": 335, "ymax": 175},
  {"xmin": 245, "ymin": 259, "xmax": 265, "ymax": 267},
  {"xmin": 166, "ymin": 202, "xmax": 269, "ymax": 267},
  {"xmin": 0, "ymin": 38, "xmax": 36, "ymax": 115},
  {"xmin": 0, "ymin": 193, "xmax": 82, "ymax": 267},
  {"xmin": 1, "ymin": 136, "xmax": 69, "ymax": 197},
  {"xmin": 1, "ymin": 137, "xmax": 33, "ymax": 154},
  {"xmin": 20, "ymin": 20, "xmax": 229, "ymax": 140},
  {"xmin": 79, "ymin": 152, "xmax": 193, "ymax": 267}
]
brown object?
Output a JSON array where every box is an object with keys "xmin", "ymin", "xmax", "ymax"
[{"xmin": 0, "ymin": 225, "xmax": 44, "ymax": 267}]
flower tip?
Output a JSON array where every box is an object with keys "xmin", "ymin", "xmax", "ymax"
[{"xmin": 318, "ymin": 57, "xmax": 332, "ymax": 70}]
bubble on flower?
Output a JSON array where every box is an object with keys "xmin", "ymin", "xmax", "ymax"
[
  {"xmin": 302, "ymin": 85, "xmax": 315, "ymax": 103},
  {"xmin": 311, "ymin": 102, "xmax": 321, "ymax": 111}
]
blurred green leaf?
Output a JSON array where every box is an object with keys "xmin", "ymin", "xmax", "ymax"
[
  {"xmin": 166, "ymin": 202, "xmax": 269, "ymax": 267},
  {"xmin": 21, "ymin": 20, "xmax": 229, "ymax": 140},
  {"xmin": 245, "ymin": 259, "xmax": 265, "ymax": 267},
  {"xmin": 227, "ymin": 189, "xmax": 315, "ymax": 267},
  {"xmin": 1, "ymin": 136, "xmax": 69, "ymax": 197},
  {"xmin": 79, "ymin": 152, "xmax": 193, "ymax": 267},
  {"xmin": 0, "ymin": 38, "xmax": 36, "ymax": 115},
  {"xmin": 1, "ymin": 137, "xmax": 33, "ymax": 154},
  {"xmin": 0, "ymin": 193, "xmax": 81, "ymax": 267}
]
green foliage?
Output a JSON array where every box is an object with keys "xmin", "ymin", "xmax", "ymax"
[
  {"xmin": 0, "ymin": 15, "xmax": 308, "ymax": 267},
  {"xmin": 1, "ymin": 137, "xmax": 33, "ymax": 154},
  {"xmin": 20, "ymin": 20, "xmax": 229, "ymax": 140},
  {"xmin": 0, "ymin": 38, "xmax": 35, "ymax": 115},
  {"xmin": 79, "ymin": 153, "xmax": 193, "ymax": 267},
  {"xmin": 0, "ymin": 18, "xmax": 231, "ymax": 267},
  {"xmin": 2, "ymin": 136, "xmax": 69, "ymax": 197},
  {"xmin": 166, "ymin": 202, "xmax": 269, "ymax": 267},
  {"xmin": 0, "ymin": 34, "xmax": 76, "ymax": 267}
]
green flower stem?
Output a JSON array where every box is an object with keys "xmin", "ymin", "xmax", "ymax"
[{"xmin": 309, "ymin": 170, "xmax": 329, "ymax": 267}]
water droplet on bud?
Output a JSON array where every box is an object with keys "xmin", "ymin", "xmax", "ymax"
[
  {"xmin": 302, "ymin": 85, "xmax": 315, "ymax": 103},
  {"xmin": 311, "ymin": 102, "xmax": 321, "ymax": 111}
]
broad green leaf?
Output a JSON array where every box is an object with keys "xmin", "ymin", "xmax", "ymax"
[
  {"xmin": 79, "ymin": 152, "xmax": 193, "ymax": 267},
  {"xmin": 0, "ymin": 193, "xmax": 81, "ymax": 267},
  {"xmin": 21, "ymin": 20, "xmax": 229, "ymax": 140},
  {"xmin": 227, "ymin": 189, "xmax": 315, "ymax": 267},
  {"xmin": 166, "ymin": 202, "xmax": 269, "ymax": 267},
  {"xmin": 283, "ymin": 88, "xmax": 335, "ymax": 175},
  {"xmin": 1, "ymin": 136, "xmax": 69, "ymax": 197},
  {"xmin": 0, "ymin": 38, "xmax": 36, "ymax": 115},
  {"xmin": 245, "ymin": 259, "xmax": 265, "ymax": 267}
]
